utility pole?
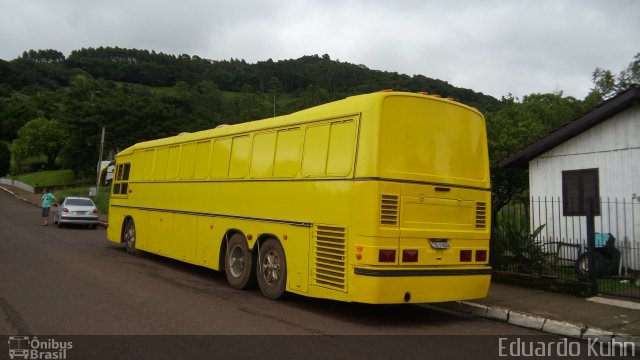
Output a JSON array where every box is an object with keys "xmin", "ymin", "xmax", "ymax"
[{"xmin": 96, "ymin": 127, "xmax": 105, "ymax": 197}]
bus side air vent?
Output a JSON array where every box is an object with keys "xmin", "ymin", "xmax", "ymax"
[
  {"xmin": 312, "ymin": 225, "xmax": 347, "ymax": 292},
  {"xmin": 475, "ymin": 202, "xmax": 487, "ymax": 229},
  {"xmin": 380, "ymin": 194, "xmax": 399, "ymax": 225},
  {"xmin": 380, "ymin": 194, "xmax": 398, "ymax": 225}
]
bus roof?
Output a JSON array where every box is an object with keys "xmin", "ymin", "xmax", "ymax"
[{"xmin": 118, "ymin": 91, "xmax": 481, "ymax": 155}]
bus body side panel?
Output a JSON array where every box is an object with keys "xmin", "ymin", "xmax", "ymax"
[
  {"xmin": 107, "ymin": 206, "xmax": 149, "ymax": 252},
  {"xmin": 106, "ymin": 208, "xmax": 122, "ymax": 244}
]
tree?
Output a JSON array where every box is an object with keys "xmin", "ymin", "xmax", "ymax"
[
  {"xmin": 487, "ymin": 95, "xmax": 545, "ymax": 217},
  {"xmin": 591, "ymin": 67, "xmax": 617, "ymax": 99},
  {"xmin": 268, "ymin": 77, "xmax": 282, "ymax": 117},
  {"xmin": 0, "ymin": 141, "xmax": 10, "ymax": 176},
  {"xmin": 14, "ymin": 118, "xmax": 70, "ymax": 169},
  {"xmin": 590, "ymin": 52, "xmax": 640, "ymax": 99},
  {"xmin": 486, "ymin": 91, "xmax": 589, "ymax": 221},
  {"xmin": 617, "ymin": 52, "xmax": 640, "ymax": 89}
]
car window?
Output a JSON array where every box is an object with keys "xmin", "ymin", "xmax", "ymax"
[{"xmin": 65, "ymin": 199, "xmax": 95, "ymax": 206}]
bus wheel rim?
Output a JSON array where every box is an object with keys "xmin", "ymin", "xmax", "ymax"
[
  {"xmin": 261, "ymin": 250, "xmax": 281, "ymax": 286},
  {"xmin": 229, "ymin": 245, "xmax": 245, "ymax": 278},
  {"xmin": 125, "ymin": 223, "xmax": 135, "ymax": 247}
]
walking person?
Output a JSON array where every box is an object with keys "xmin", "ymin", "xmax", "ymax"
[{"xmin": 41, "ymin": 188, "xmax": 56, "ymax": 226}]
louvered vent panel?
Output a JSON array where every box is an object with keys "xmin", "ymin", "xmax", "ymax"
[
  {"xmin": 380, "ymin": 194, "xmax": 399, "ymax": 225},
  {"xmin": 475, "ymin": 202, "xmax": 487, "ymax": 229},
  {"xmin": 312, "ymin": 225, "xmax": 346, "ymax": 291}
]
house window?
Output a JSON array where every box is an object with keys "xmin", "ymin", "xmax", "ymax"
[{"xmin": 562, "ymin": 168, "xmax": 600, "ymax": 216}]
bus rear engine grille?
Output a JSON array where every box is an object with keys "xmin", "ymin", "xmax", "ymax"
[
  {"xmin": 475, "ymin": 202, "xmax": 487, "ymax": 229},
  {"xmin": 312, "ymin": 225, "xmax": 347, "ymax": 291},
  {"xmin": 380, "ymin": 194, "xmax": 399, "ymax": 225}
]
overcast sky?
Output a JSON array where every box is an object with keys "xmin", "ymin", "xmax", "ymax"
[{"xmin": 1, "ymin": 0, "xmax": 638, "ymax": 99}]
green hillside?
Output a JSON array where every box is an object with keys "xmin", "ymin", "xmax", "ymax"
[{"xmin": 0, "ymin": 47, "xmax": 500, "ymax": 177}]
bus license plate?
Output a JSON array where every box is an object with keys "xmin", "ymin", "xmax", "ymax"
[{"xmin": 429, "ymin": 239, "xmax": 450, "ymax": 249}]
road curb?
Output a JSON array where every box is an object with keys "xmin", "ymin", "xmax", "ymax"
[
  {"xmin": 0, "ymin": 185, "xmax": 16, "ymax": 196},
  {"xmin": 456, "ymin": 301, "xmax": 640, "ymax": 347},
  {"xmin": 0, "ymin": 185, "xmax": 36, "ymax": 206}
]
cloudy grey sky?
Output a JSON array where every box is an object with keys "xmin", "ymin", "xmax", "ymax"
[{"xmin": 1, "ymin": 0, "xmax": 638, "ymax": 99}]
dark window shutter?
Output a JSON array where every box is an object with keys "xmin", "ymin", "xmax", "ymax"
[{"xmin": 562, "ymin": 168, "xmax": 600, "ymax": 216}]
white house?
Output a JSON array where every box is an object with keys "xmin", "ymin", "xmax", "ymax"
[{"xmin": 501, "ymin": 86, "xmax": 640, "ymax": 270}]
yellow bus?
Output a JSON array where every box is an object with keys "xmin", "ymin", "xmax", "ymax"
[{"xmin": 107, "ymin": 91, "xmax": 491, "ymax": 304}]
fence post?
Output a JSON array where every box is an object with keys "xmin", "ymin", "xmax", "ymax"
[{"xmin": 587, "ymin": 197, "xmax": 597, "ymax": 295}]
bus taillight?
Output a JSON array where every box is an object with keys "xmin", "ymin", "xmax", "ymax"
[
  {"xmin": 402, "ymin": 249, "xmax": 418, "ymax": 262},
  {"xmin": 378, "ymin": 249, "xmax": 396, "ymax": 262},
  {"xmin": 460, "ymin": 250, "xmax": 472, "ymax": 262},
  {"xmin": 475, "ymin": 250, "xmax": 487, "ymax": 262}
]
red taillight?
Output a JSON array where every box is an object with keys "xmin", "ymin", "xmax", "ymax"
[
  {"xmin": 460, "ymin": 250, "xmax": 472, "ymax": 262},
  {"xmin": 402, "ymin": 249, "xmax": 418, "ymax": 262},
  {"xmin": 62, "ymin": 207, "xmax": 69, "ymax": 213},
  {"xmin": 378, "ymin": 249, "xmax": 396, "ymax": 262},
  {"xmin": 475, "ymin": 250, "xmax": 487, "ymax": 262}
]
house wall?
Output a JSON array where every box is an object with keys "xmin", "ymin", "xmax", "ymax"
[{"xmin": 528, "ymin": 104, "xmax": 640, "ymax": 270}]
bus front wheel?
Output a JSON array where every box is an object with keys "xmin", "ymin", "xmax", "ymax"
[
  {"xmin": 123, "ymin": 219, "xmax": 136, "ymax": 255},
  {"xmin": 257, "ymin": 239, "xmax": 287, "ymax": 299},
  {"xmin": 225, "ymin": 233, "xmax": 254, "ymax": 289}
]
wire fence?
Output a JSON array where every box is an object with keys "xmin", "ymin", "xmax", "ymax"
[{"xmin": 492, "ymin": 197, "xmax": 640, "ymax": 300}]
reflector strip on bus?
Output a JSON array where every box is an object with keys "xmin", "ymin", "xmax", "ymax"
[
  {"xmin": 354, "ymin": 268, "xmax": 492, "ymax": 277},
  {"xmin": 110, "ymin": 204, "xmax": 313, "ymax": 227}
]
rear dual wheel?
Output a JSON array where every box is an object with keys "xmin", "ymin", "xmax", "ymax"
[
  {"xmin": 257, "ymin": 239, "xmax": 287, "ymax": 300},
  {"xmin": 224, "ymin": 235, "xmax": 287, "ymax": 299},
  {"xmin": 225, "ymin": 233, "xmax": 255, "ymax": 289}
]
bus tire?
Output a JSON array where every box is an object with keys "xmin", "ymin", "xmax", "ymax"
[
  {"xmin": 123, "ymin": 219, "xmax": 137, "ymax": 255},
  {"xmin": 225, "ymin": 233, "xmax": 254, "ymax": 289},
  {"xmin": 257, "ymin": 239, "xmax": 287, "ymax": 300}
]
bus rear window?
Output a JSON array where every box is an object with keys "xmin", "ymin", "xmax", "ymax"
[{"xmin": 379, "ymin": 96, "xmax": 488, "ymax": 185}]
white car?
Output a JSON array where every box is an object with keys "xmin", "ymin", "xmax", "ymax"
[{"xmin": 54, "ymin": 197, "xmax": 99, "ymax": 229}]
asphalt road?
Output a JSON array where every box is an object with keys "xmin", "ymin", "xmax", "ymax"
[{"xmin": 0, "ymin": 188, "xmax": 550, "ymax": 359}]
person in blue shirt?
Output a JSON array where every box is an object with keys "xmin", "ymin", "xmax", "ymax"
[{"xmin": 41, "ymin": 188, "xmax": 56, "ymax": 226}]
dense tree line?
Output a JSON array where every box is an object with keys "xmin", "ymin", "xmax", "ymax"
[{"xmin": 0, "ymin": 46, "xmax": 637, "ymax": 217}]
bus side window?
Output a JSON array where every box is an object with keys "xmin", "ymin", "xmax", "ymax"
[
  {"xmin": 273, "ymin": 128, "xmax": 301, "ymax": 178},
  {"xmin": 166, "ymin": 146, "xmax": 181, "ymax": 180},
  {"xmin": 154, "ymin": 147, "xmax": 169, "ymax": 180},
  {"xmin": 113, "ymin": 164, "xmax": 123, "ymax": 194},
  {"xmin": 179, "ymin": 143, "xmax": 197, "ymax": 179},
  {"xmin": 250, "ymin": 132, "xmax": 276, "ymax": 178},
  {"xmin": 120, "ymin": 163, "xmax": 131, "ymax": 195},
  {"xmin": 302, "ymin": 124, "xmax": 329, "ymax": 177},
  {"xmin": 142, "ymin": 149, "xmax": 155, "ymax": 181},
  {"xmin": 326, "ymin": 120, "xmax": 356, "ymax": 176},
  {"xmin": 112, "ymin": 163, "xmax": 131, "ymax": 195},
  {"xmin": 212, "ymin": 139, "xmax": 232, "ymax": 179},
  {"xmin": 194, "ymin": 141, "xmax": 212, "ymax": 179},
  {"xmin": 229, "ymin": 136, "xmax": 250, "ymax": 178}
]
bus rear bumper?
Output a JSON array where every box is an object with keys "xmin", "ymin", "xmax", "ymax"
[{"xmin": 350, "ymin": 267, "xmax": 491, "ymax": 304}]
